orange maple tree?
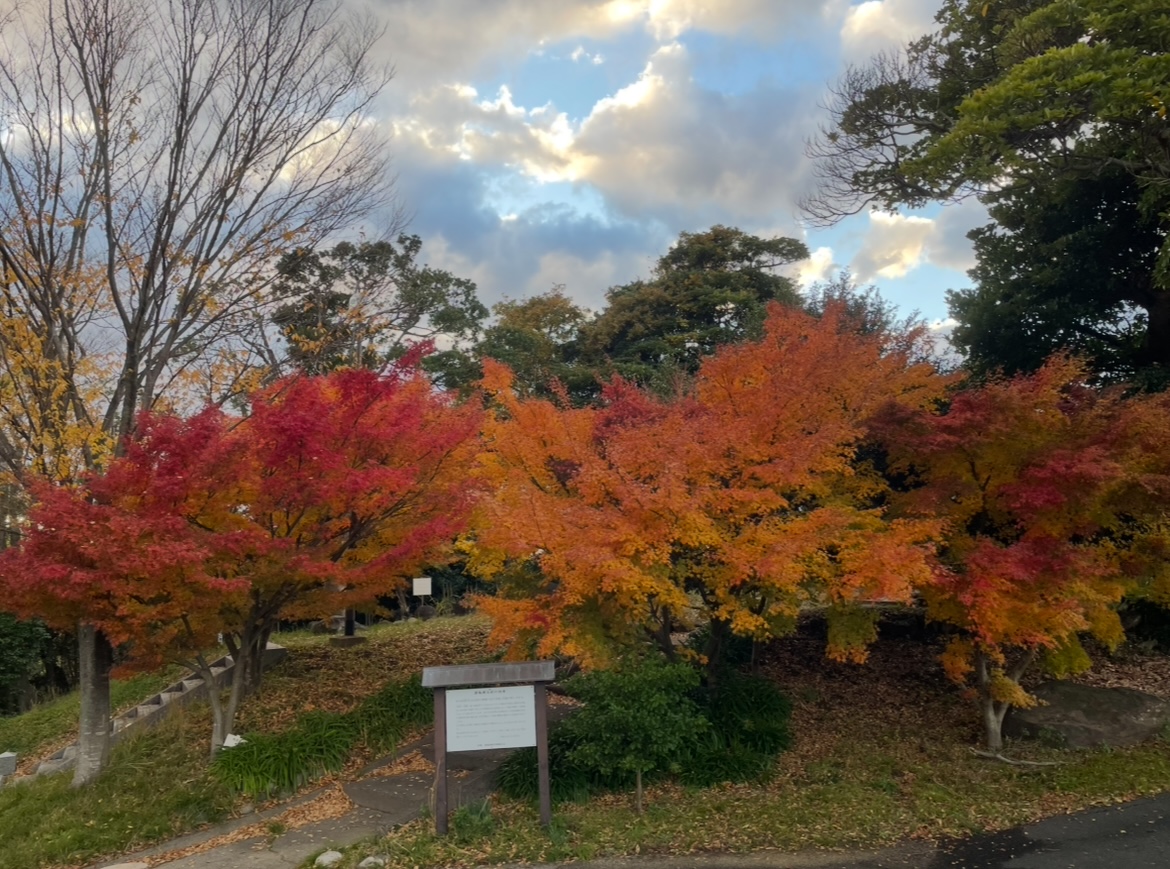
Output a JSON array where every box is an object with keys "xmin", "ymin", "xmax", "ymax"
[
  {"xmin": 876, "ymin": 355, "xmax": 1168, "ymax": 750},
  {"xmin": 472, "ymin": 302, "xmax": 949, "ymax": 670}
]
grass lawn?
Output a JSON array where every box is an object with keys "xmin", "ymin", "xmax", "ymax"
[
  {"xmin": 334, "ymin": 623, "xmax": 1170, "ymax": 869},
  {"xmin": 0, "ymin": 617, "xmax": 493, "ymax": 869}
]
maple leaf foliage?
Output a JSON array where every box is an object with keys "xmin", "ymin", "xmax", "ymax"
[
  {"xmin": 472, "ymin": 302, "xmax": 950, "ymax": 668},
  {"xmin": 0, "ymin": 475, "xmax": 234, "ymax": 672},
  {"xmin": 0, "ymin": 366, "xmax": 483, "ymax": 752},
  {"xmin": 875, "ymin": 354, "xmax": 1169, "ymax": 748}
]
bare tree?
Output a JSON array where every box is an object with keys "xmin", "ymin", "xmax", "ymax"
[
  {"xmin": 802, "ymin": 50, "xmax": 970, "ymax": 227},
  {"xmin": 0, "ymin": 0, "xmax": 398, "ymax": 785}
]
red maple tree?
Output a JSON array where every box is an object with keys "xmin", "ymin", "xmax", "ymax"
[
  {"xmin": 876, "ymin": 355, "xmax": 1160, "ymax": 750},
  {"xmin": 1, "ymin": 366, "xmax": 483, "ymax": 754}
]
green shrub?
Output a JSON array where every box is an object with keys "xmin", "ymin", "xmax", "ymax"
[
  {"xmin": 353, "ymin": 674, "xmax": 432, "ymax": 752},
  {"xmin": 496, "ymin": 725, "xmax": 615, "ymax": 803},
  {"xmin": 679, "ymin": 739, "xmax": 776, "ymax": 788},
  {"xmin": 703, "ymin": 669, "xmax": 792, "ymax": 756},
  {"xmin": 496, "ymin": 662, "xmax": 793, "ymax": 805},
  {"xmin": 684, "ymin": 623, "xmax": 756, "ymax": 670},
  {"xmin": 560, "ymin": 658, "xmax": 706, "ymax": 782}
]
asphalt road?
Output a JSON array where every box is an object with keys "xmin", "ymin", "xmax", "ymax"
[{"xmin": 927, "ymin": 791, "xmax": 1170, "ymax": 868}]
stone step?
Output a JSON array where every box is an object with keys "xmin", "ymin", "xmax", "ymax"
[{"xmin": 4, "ymin": 643, "xmax": 286, "ymax": 788}]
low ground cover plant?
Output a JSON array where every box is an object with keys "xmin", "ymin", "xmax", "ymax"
[{"xmin": 212, "ymin": 675, "xmax": 432, "ymax": 798}]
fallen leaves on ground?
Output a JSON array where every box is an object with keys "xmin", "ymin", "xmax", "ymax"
[
  {"xmin": 236, "ymin": 617, "xmax": 492, "ymax": 733},
  {"xmin": 362, "ymin": 749, "xmax": 434, "ymax": 778},
  {"xmin": 146, "ymin": 786, "xmax": 354, "ymax": 865}
]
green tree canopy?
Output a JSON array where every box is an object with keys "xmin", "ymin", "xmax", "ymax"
[
  {"xmin": 272, "ymin": 236, "xmax": 487, "ymax": 376},
  {"xmin": 427, "ymin": 287, "xmax": 594, "ymax": 399},
  {"xmin": 576, "ymin": 225, "xmax": 808, "ymax": 395},
  {"xmin": 806, "ymin": 0, "xmax": 1170, "ymax": 385}
]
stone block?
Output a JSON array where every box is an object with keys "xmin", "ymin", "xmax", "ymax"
[
  {"xmin": 1004, "ymin": 681, "xmax": 1170, "ymax": 748},
  {"xmin": 0, "ymin": 752, "xmax": 15, "ymax": 776}
]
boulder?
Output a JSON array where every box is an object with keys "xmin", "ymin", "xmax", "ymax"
[
  {"xmin": 315, "ymin": 851, "xmax": 344, "ymax": 867},
  {"xmin": 1004, "ymin": 681, "xmax": 1170, "ymax": 748}
]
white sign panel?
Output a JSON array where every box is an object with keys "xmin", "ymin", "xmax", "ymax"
[
  {"xmin": 412, "ymin": 576, "xmax": 432, "ymax": 596},
  {"xmin": 446, "ymin": 685, "xmax": 536, "ymax": 752}
]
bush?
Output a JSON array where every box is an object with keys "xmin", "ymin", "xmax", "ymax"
[
  {"xmin": 496, "ymin": 726, "xmax": 610, "ymax": 803},
  {"xmin": 681, "ymin": 671, "xmax": 792, "ymax": 787},
  {"xmin": 497, "ymin": 659, "xmax": 793, "ymax": 805},
  {"xmin": 703, "ymin": 669, "xmax": 792, "ymax": 756},
  {"xmin": 561, "ymin": 659, "xmax": 707, "ymax": 790}
]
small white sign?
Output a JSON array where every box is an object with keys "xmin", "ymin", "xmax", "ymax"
[
  {"xmin": 446, "ymin": 685, "xmax": 536, "ymax": 751},
  {"xmin": 412, "ymin": 576, "xmax": 432, "ymax": 596}
]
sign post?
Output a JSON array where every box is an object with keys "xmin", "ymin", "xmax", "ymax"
[{"xmin": 421, "ymin": 661, "xmax": 555, "ymax": 834}]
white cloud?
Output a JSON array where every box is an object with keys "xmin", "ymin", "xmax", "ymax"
[
  {"xmin": 926, "ymin": 199, "xmax": 988, "ymax": 273},
  {"xmin": 638, "ymin": 0, "xmax": 814, "ymax": 40},
  {"xmin": 364, "ymin": 0, "xmax": 819, "ymax": 91},
  {"xmin": 926, "ymin": 317, "xmax": 962, "ymax": 368},
  {"xmin": 569, "ymin": 45, "xmax": 605, "ymax": 64},
  {"xmin": 523, "ymin": 249, "xmax": 644, "ymax": 309},
  {"xmin": 850, "ymin": 202, "xmax": 987, "ymax": 282},
  {"xmin": 836, "ymin": 0, "xmax": 939, "ymax": 59},
  {"xmin": 850, "ymin": 211, "xmax": 934, "ymax": 280},
  {"xmin": 797, "ymin": 246, "xmax": 837, "ymax": 285},
  {"xmin": 341, "ymin": 0, "xmax": 977, "ymax": 323},
  {"xmin": 388, "ymin": 41, "xmax": 818, "ymax": 225}
]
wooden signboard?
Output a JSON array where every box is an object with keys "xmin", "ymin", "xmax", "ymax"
[{"xmin": 421, "ymin": 661, "xmax": 555, "ymax": 834}]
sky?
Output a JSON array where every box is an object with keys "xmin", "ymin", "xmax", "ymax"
[{"xmin": 355, "ymin": 0, "xmax": 988, "ymax": 328}]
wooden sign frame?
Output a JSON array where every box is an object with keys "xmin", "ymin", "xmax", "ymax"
[{"xmin": 421, "ymin": 661, "xmax": 555, "ymax": 834}]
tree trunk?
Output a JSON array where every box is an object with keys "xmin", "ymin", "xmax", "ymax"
[
  {"xmin": 704, "ymin": 617, "xmax": 731, "ymax": 691},
  {"xmin": 72, "ymin": 624, "xmax": 113, "ymax": 787},
  {"xmin": 204, "ymin": 644, "xmax": 250, "ymax": 760},
  {"xmin": 650, "ymin": 606, "xmax": 676, "ymax": 661},
  {"xmin": 243, "ymin": 621, "xmax": 272, "ymax": 697},
  {"xmin": 981, "ymin": 694, "xmax": 1006, "ymax": 752},
  {"xmin": 974, "ymin": 648, "xmax": 1035, "ymax": 751}
]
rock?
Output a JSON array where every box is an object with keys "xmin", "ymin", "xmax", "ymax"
[
  {"xmin": 238, "ymin": 802, "xmax": 255, "ymax": 815},
  {"xmin": 0, "ymin": 751, "xmax": 15, "ymax": 776},
  {"xmin": 101, "ymin": 863, "xmax": 150, "ymax": 869},
  {"xmin": 1004, "ymin": 681, "xmax": 1170, "ymax": 748},
  {"xmin": 358, "ymin": 857, "xmax": 387, "ymax": 868},
  {"xmin": 315, "ymin": 850, "xmax": 344, "ymax": 867},
  {"xmin": 35, "ymin": 757, "xmax": 73, "ymax": 777},
  {"xmin": 415, "ymin": 604, "xmax": 436, "ymax": 621}
]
